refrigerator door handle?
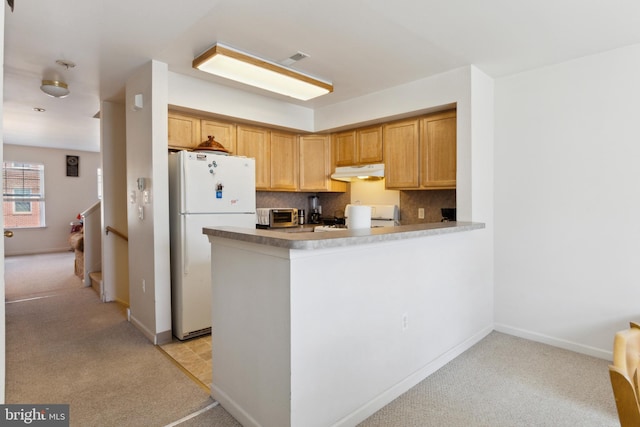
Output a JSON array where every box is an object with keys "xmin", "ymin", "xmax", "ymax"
[
  {"xmin": 182, "ymin": 216, "xmax": 189, "ymax": 275},
  {"xmin": 180, "ymin": 154, "xmax": 187, "ymax": 213}
]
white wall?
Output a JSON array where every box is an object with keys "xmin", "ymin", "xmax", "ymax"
[
  {"xmin": 4, "ymin": 144, "xmax": 100, "ymax": 256},
  {"xmin": 101, "ymin": 101, "xmax": 129, "ymax": 305},
  {"xmin": 210, "ymin": 228, "xmax": 492, "ymax": 427},
  {"xmin": 350, "ymin": 179, "xmax": 399, "ymax": 206},
  {"xmin": 494, "ymin": 44, "xmax": 640, "ymax": 358},
  {"xmin": 125, "ymin": 61, "xmax": 172, "ymax": 344},
  {"xmin": 168, "ymin": 72, "xmax": 315, "ymax": 131}
]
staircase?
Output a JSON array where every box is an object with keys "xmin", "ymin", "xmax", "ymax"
[{"xmin": 89, "ymin": 271, "xmax": 103, "ymax": 297}]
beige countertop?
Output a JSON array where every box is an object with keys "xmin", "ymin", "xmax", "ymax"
[{"xmin": 203, "ymin": 221, "xmax": 485, "ymax": 250}]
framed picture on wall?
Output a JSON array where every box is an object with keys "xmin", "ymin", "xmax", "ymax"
[{"xmin": 66, "ymin": 155, "xmax": 79, "ymax": 177}]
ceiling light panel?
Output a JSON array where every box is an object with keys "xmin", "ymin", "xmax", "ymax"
[{"xmin": 193, "ymin": 43, "xmax": 333, "ymax": 101}]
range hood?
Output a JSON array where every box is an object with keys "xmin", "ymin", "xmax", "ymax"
[{"xmin": 331, "ymin": 163, "xmax": 385, "ymax": 182}]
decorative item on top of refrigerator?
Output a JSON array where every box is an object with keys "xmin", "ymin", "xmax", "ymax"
[{"xmin": 168, "ymin": 150, "xmax": 256, "ymax": 340}]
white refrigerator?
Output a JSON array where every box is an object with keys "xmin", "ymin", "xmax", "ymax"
[{"xmin": 169, "ymin": 150, "xmax": 256, "ymax": 340}]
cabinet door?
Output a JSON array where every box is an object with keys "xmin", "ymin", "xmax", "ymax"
[
  {"xmin": 201, "ymin": 120, "xmax": 236, "ymax": 154},
  {"xmin": 333, "ymin": 131, "xmax": 357, "ymax": 166},
  {"xmin": 357, "ymin": 126, "xmax": 383, "ymax": 164},
  {"xmin": 299, "ymin": 135, "xmax": 330, "ymax": 191},
  {"xmin": 420, "ymin": 112, "xmax": 456, "ymax": 188},
  {"xmin": 270, "ymin": 131, "xmax": 299, "ymax": 191},
  {"xmin": 236, "ymin": 125, "xmax": 270, "ymax": 190},
  {"xmin": 383, "ymin": 119, "xmax": 419, "ymax": 189},
  {"xmin": 168, "ymin": 112, "xmax": 201, "ymax": 149}
]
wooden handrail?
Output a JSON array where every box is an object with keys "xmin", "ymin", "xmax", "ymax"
[{"xmin": 105, "ymin": 226, "xmax": 128, "ymax": 242}]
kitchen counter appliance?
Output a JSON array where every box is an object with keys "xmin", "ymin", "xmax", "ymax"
[
  {"xmin": 169, "ymin": 150, "xmax": 256, "ymax": 340},
  {"xmin": 308, "ymin": 195, "xmax": 322, "ymax": 224},
  {"xmin": 441, "ymin": 208, "xmax": 456, "ymax": 222},
  {"xmin": 256, "ymin": 208, "xmax": 298, "ymax": 228}
]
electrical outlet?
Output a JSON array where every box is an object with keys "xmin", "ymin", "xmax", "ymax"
[
  {"xmin": 418, "ymin": 208, "xmax": 425, "ymax": 219},
  {"xmin": 142, "ymin": 279, "xmax": 146, "ymax": 293},
  {"xmin": 402, "ymin": 313, "xmax": 409, "ymax": 331}
]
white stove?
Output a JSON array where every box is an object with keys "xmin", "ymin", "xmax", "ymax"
[
  {"xmin": 314, "ymin": 225, "xmax": 348, "ymax": 232},
  {"xmin": 314, "ymin": 204, "xmax": 399, "ymax": 232}
]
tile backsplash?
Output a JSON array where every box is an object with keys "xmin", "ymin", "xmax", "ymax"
[
  {"xmin": 400, "ymin": 190, "xmax": 456, "ymax": 224},
  {"xmin": 257, "ymin": 188, "xmax": 454, "ymax": 225},
  {"xmin": 257, "ymin": 191, "xmax": 351, "ymax": 220}
]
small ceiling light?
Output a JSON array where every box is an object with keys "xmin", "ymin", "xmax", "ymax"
[
  {"xmin": 40, "ymin": 80, "xmax": 69, "ymax": 98},
  {"xmin": 192, "ymin": 43, "xmax": 333, "ymax": 101},
  {"xmin": 33, "ymin": 107, "xmax": 46, "ymax": 112}
]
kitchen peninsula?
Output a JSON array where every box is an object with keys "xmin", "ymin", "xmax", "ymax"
[{"xmin": 204, "ymin": 221, "xmax": 488, "ymax": 427}]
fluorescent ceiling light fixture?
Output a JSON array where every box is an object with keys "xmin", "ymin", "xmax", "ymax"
[
  {"xmin": 40, "ymin": 80, "xmax": 69, "ymax": 98},
  {"xmin": 193, "ymin": 43, "xmax": 333, "ymax": 101}
]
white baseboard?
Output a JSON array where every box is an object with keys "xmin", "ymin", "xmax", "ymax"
[
  {"xmin": 494, "ymin": 323, "xmax": 612, "ymax": 361},
  {"xmin": 5, "ymin": 248, "xmax": 73, "ymax": 257},
  {"xmin": 211, "ymin": 385, "xmax": 262, "ymax": 427},
  {"xmin": 129, "ymin": 314, "xmax": 157, "ymax": 344}
]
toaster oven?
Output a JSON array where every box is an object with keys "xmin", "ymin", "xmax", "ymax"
[{"xmin": 256, "ymin": 208, "xmax": 298, "ymax": 228}]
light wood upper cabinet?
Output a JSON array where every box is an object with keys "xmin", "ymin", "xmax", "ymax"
[
  {"xmin": 333, "ymin": 126, "xmax": 383, "ymax": 166},
  {"xmin": 201, "ymin": 120, "xmax": 236, "ymax": 154},
  {"xmin": 299, "ymin": 135, "xmax": 330, "ymax": 191},
  {"xmin": 168, "ymin": 112, "xmax": 201, "ymax": 149},
  {"xmin": 333, "ymin": 131, "xmax": 357, "ymax": 167},
  {"xmin": 420, "ymin": 110, "xmax": 456, "ymax": 188},
  {"xmin": 356, "ymin": 126, "xmax": 383, "ymax": 164},
  {"xmin": 383, "ymin": 119, "xmax": 420, "ymax": 189},
  {"xmin": 270, "ymin": 131, "xmax": 299, "ymax": 191},
  {"xmin": 236, "ymin": 125, "xmax": 271, "ymax": 190},
  {"xmin": 167, "ymin": 109, "xmax": 456, "ymax": 193},
  {"xmin": 384, "ymin": 110, "xmax": 457, "ymax": 190}
]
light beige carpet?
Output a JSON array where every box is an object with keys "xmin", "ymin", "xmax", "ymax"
[
  {"xmin": 185, "ymin": 332, "xmax": 618, "ymax": 427},
  {"xmin": 3, "ymin": 252, "xmax": 239, "ymax": 426},
  {"xmin": 5, "ymin": 251, "xmax": 84, "ymax": 301}
]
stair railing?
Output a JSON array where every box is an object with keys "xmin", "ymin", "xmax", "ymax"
[{"xmin": 105, "ymin": 226, "xmax": 128, "ymax": 241}]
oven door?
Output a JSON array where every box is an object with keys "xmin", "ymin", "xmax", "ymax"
[{"xmin": 269, "ymin": 209, "xmax": 298, "ymax": 228}]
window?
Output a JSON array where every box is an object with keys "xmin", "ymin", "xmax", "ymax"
[
  {"xmin": 3, "ymin": 162, "xmax": 46, "ymax": 228},
  {"xmin": 14, "ymin": 188, "xmax": 32, "ymax": 213}
]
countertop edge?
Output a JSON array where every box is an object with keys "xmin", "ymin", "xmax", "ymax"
[{"xmin": 203, "ymin": 222, "xmax": 486, "ymax": 250}]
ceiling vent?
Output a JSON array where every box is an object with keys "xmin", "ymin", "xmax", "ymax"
[{"xmin": 280, "ymin": 51, "xmax": 310, "ymax": 66}]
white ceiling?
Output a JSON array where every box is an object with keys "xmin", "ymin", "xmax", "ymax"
[{"xmin": 4, "ymin": 0, "xmax": 640, "ymax": 153}]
